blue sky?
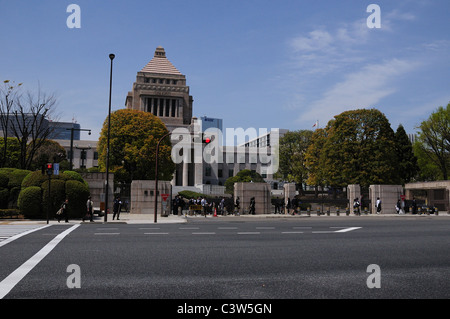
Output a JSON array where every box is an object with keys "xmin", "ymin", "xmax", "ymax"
[{"xmin": 0, "ymin": 0, "xmax": 449, "ymax": 141}]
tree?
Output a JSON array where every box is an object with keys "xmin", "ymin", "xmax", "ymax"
[
  {"xmin": 97, "ymin": 109, "xmax": 175, "ymax": 183},
  {"xmin": 278, "ymin": 130, "xmax": 313, "ymax": 193},
  {"xmin": 0, "ymin": 81, "xmax": 59, "ymax": 170},
  {"xmin": 305, "ymin": 128, "xmax": 328, "ymax": 193},
  {"xmin": 320, "ymin": 109, "xmax": 400, "ymax": 188},
  {"xmin": 30, "ymin": 139, "xmax": 67, "ymax": 171},
  {"xmin": 0, "ymin": 80, "xmax": 22, "ymax": 167},
  {"xmin": 394, "ymin": 124, "xmax": 419, "ymax": 184},
  {"xmin": 224, "ymin": 169, "xmax": 265, "ymax": 194},
  {"xmin": 414, "ymin": 103, "xmax": 450, "ymax": 180}
]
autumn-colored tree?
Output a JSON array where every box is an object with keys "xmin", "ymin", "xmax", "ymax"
[
  {"xmin": 97, "ymin": 109, "xmax": 175, "ymax": 183},
  {"xmin": 305, "ymin": 128, "xmax": 327, "ymax": 188},
  {"xmin": 320, "ymin": 109, "xmax": 400, "ymax": 188}
]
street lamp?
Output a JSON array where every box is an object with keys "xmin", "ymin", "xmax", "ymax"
[{"xmin": 105, "ymin": 53, "xmax": 115, "ymax": 223}]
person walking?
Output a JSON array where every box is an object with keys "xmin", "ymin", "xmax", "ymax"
[
  {"xmin": 235, "ymin": 197, "xmax": 240, "ymax": 215},
  {"xmin": 250, "ymin": 197, "xmax": 256, "ymax": 215},
  {"xmin": 113, "ymin": 196, "xmax": 122, "ymax": 220},
  {"xmin": 58, "ymin": 198, "xmax": 69, "ymax": 223},
  {"xmin": 376, "ymin": 197, "xmax": 382, "ymax": 214},
  {"xmin": 84, "ymin": 196, "xmax": 94, "ymax": 222}
]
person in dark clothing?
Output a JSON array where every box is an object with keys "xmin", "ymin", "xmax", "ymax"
[
  {"xmin": 113, "ymin": 197, "xmax": 122, "ymax": 220},
  {"xmin": 58, "ymin": 199, "xmax": 69, "ymax": 223}
]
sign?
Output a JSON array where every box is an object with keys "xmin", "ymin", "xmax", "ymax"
[
  {"xmin": 53, "ymin": 163, "xmax": 60, "ymax": 176},
  {"xmin": 161, "ymin": 194, "xmax": 169, "ymax": 202}
]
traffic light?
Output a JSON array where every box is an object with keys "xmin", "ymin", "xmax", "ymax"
[
  {"xmin": 202, "ymin": 134, "xmax": 212, "ymax": 144},
  {"xmin": 46, "ymin": 163, "xmax": 53, "ymax": 176}
]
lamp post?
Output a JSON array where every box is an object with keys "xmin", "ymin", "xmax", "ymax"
[
  {"xmin": 105, "ymin": 53, "xmax": 115, "ymax": 223},
  {"xmin": 154, "ymin": 132, "xmax": 171, "ymax": 223}
]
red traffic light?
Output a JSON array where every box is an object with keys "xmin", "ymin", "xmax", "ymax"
[{"xmin": 46, "ymin": 163, "xmax": 53, "ymax": 169}]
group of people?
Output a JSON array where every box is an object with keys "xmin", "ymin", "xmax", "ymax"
[
  {"xmin": 55, "ymin": 195, "xmax": 124, "ymax": 222},
  {"xmin": 273, "ymin": 197, "xmax": 301, "ymax": 215}
]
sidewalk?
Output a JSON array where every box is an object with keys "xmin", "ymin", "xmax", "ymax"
[{"xmin": 1, "ymin": 212, "xmax": 448, "ymax": 225}]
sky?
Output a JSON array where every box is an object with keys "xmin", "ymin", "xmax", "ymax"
[{"xmin": 0, "ymin": 0, "xmax": 449, "ymax": 142}]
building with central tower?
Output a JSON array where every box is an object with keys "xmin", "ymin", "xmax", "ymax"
[
  {"xmin": 125, "ymin": 46, "xmax": 193, "ymax": 132},
  {"xmin": 125, "ymin": 46, "xmax": 279, "ymax": 193}
]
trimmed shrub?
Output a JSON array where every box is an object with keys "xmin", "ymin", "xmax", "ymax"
[
  {"xmin": 65, "ymin": 180, "xmax": 90, "ymax": 218},
  {"xmin": 21, "ymin": 170, "xmax": 48, "ymax": 188},
  {"xmin": 18, "ymin": 186, "xmax": 42, "ymax": 219},
  {"xmin": 8, "ymin": 169, "xmax": 31, "ymax": 189},
  {"xmin": 0, "ymin": 188, "xmax": 9, "ymax": 208},
  {"xmin": 0, "ymin": 171, "xmax": 9, "ymax": 188},
  {"xmin": 41, "ymin": 179, "xmax": 66, "ymax": 217}
]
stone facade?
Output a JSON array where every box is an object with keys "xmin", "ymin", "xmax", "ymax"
[
  {"xmin": 130, "ymin": 180, "xmax": 172, "ymax": 215},
  {"xmin": 234, "ymin": 182, "xmax": 271, "ymax": 215},
  {"xmin": 125, "ymin": 46, "xmax": 193, "ymax": 132}
]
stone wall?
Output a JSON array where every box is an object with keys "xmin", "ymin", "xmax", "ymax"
[
  {"xmin": 130, "ymin": 180, "xmax": 172, "ymax": 215},
  {"xmin": 234, "ymin": 182, "xmax": 271, "ymax": 214}
]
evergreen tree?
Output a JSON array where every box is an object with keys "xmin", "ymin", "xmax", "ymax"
[{"xmin": 394, "ymin": 124, "xmax": 419, "ymax": 184}]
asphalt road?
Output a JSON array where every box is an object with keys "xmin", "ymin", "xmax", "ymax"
[{"xmin": 0, "ymin": 217, "xmax": 449, "ymax": 300}]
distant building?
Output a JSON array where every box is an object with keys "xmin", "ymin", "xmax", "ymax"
[
  {"xmin": 200, "ymin": 116, "xmax": 222, "ymax": 132},
  {"xmin": 48, "ymin": 122, "xmax": 81, "ymax": 140}
]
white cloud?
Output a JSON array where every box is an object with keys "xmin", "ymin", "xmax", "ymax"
[{"xmin": 296, "ymin": 59, "xmax": 420, "ymax": 126}]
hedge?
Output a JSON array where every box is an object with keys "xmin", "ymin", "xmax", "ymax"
[
  {"xmin": 65, "ymin": 180, "xmax": 90, "ymax": 218},
  {"xmin": 17, "ymin": 186, "xmax": 42, "ymax": 219}
]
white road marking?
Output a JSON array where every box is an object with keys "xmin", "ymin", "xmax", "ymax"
[
  {"xmin": 0, "ymin": 225, "xmax": 51, "ymax": 248},
  {"xmin": 334, "ymin": 227, "xmax": 362, "ymax": 233},
  {"xmin": 0, "ymin": 224, "xmax": 79, "ymax": 299}
]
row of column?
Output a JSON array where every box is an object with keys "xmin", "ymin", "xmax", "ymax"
[{"xmin": 145, "ymin": 98, "xmax": 182, "ymax": 118}]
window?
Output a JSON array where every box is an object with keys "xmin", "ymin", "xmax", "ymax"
[
  {"xmin": 218, "ymin": 169, "xmax": 223, "ymax": 178},
  {"xmin": 205, "ymin": 166, "xmax": 211, "ymax": 177}
]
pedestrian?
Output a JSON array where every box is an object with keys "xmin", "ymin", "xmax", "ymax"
[
  {"xmin": 250, "ymin": 197, "xmax": 256, "ymax": 215},
  {"xmin": 84, "ymin": 196, "xmax": 94, "ymax": 222},
  {"xmin": 353, "ymin": 198, "xmax": 360, "ymax": 215},
  {"xmin": 113, "ymin": 196, "xmax": 122, "ymax": 220},
  {"xmin": 219, "ymin": 197, "xmax": 225, "ymax": 215},
  {"xmin": 285, "ymin": 198, "xmax": 291, "ymax": 215},
  {"xmin": 412, "ymin": 197, "xmax": 417, "ymax": 214},
  {"xmin": 396, "ymin": 199, "xmax": 401, "ymax": 214},
  {"xmin": 235, "ymin": 197, "xmax": 240, "ymax": 215},
  {"xmin": 376, "ymin": 197, "xmax": 382, "ymax": 214},
  {"xmin": 57, "ymin": 198, "xmax": 69, "ymax": 223}
]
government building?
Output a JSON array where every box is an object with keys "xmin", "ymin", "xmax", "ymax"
[{"xmin": 125, "ymin": 46, "xmax": 281, "ymax": 193}]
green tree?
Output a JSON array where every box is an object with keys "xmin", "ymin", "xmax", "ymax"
[
  {"xmin": 394, "ymin": 124, "xmax": 419, "ymax": 184},
  {"xmin": 97, "ymin": 109, "xmax": 175, "ymax": 183},
  {"xmin": 305, "ymin": 128, "xmax": 328, "ymax": 191},
  {"xmin": 224, "ymin": 169, "xmax": 265, "ymax": 194},
  {"xmin": 278, "ymin": 130, "xmax": 313, "ymax": 193},
  {"xmin": 414, "ymin": 103, "xmax": 450, "ymax": 180},
  {"xmin": 321, "ymin": 109, "xmax": 399, "ymax": 188}
]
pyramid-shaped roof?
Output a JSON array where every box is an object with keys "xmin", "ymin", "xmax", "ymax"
[{"xmin": 140, "ymin": 46, "xmax": 183, "ymax": 76}]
